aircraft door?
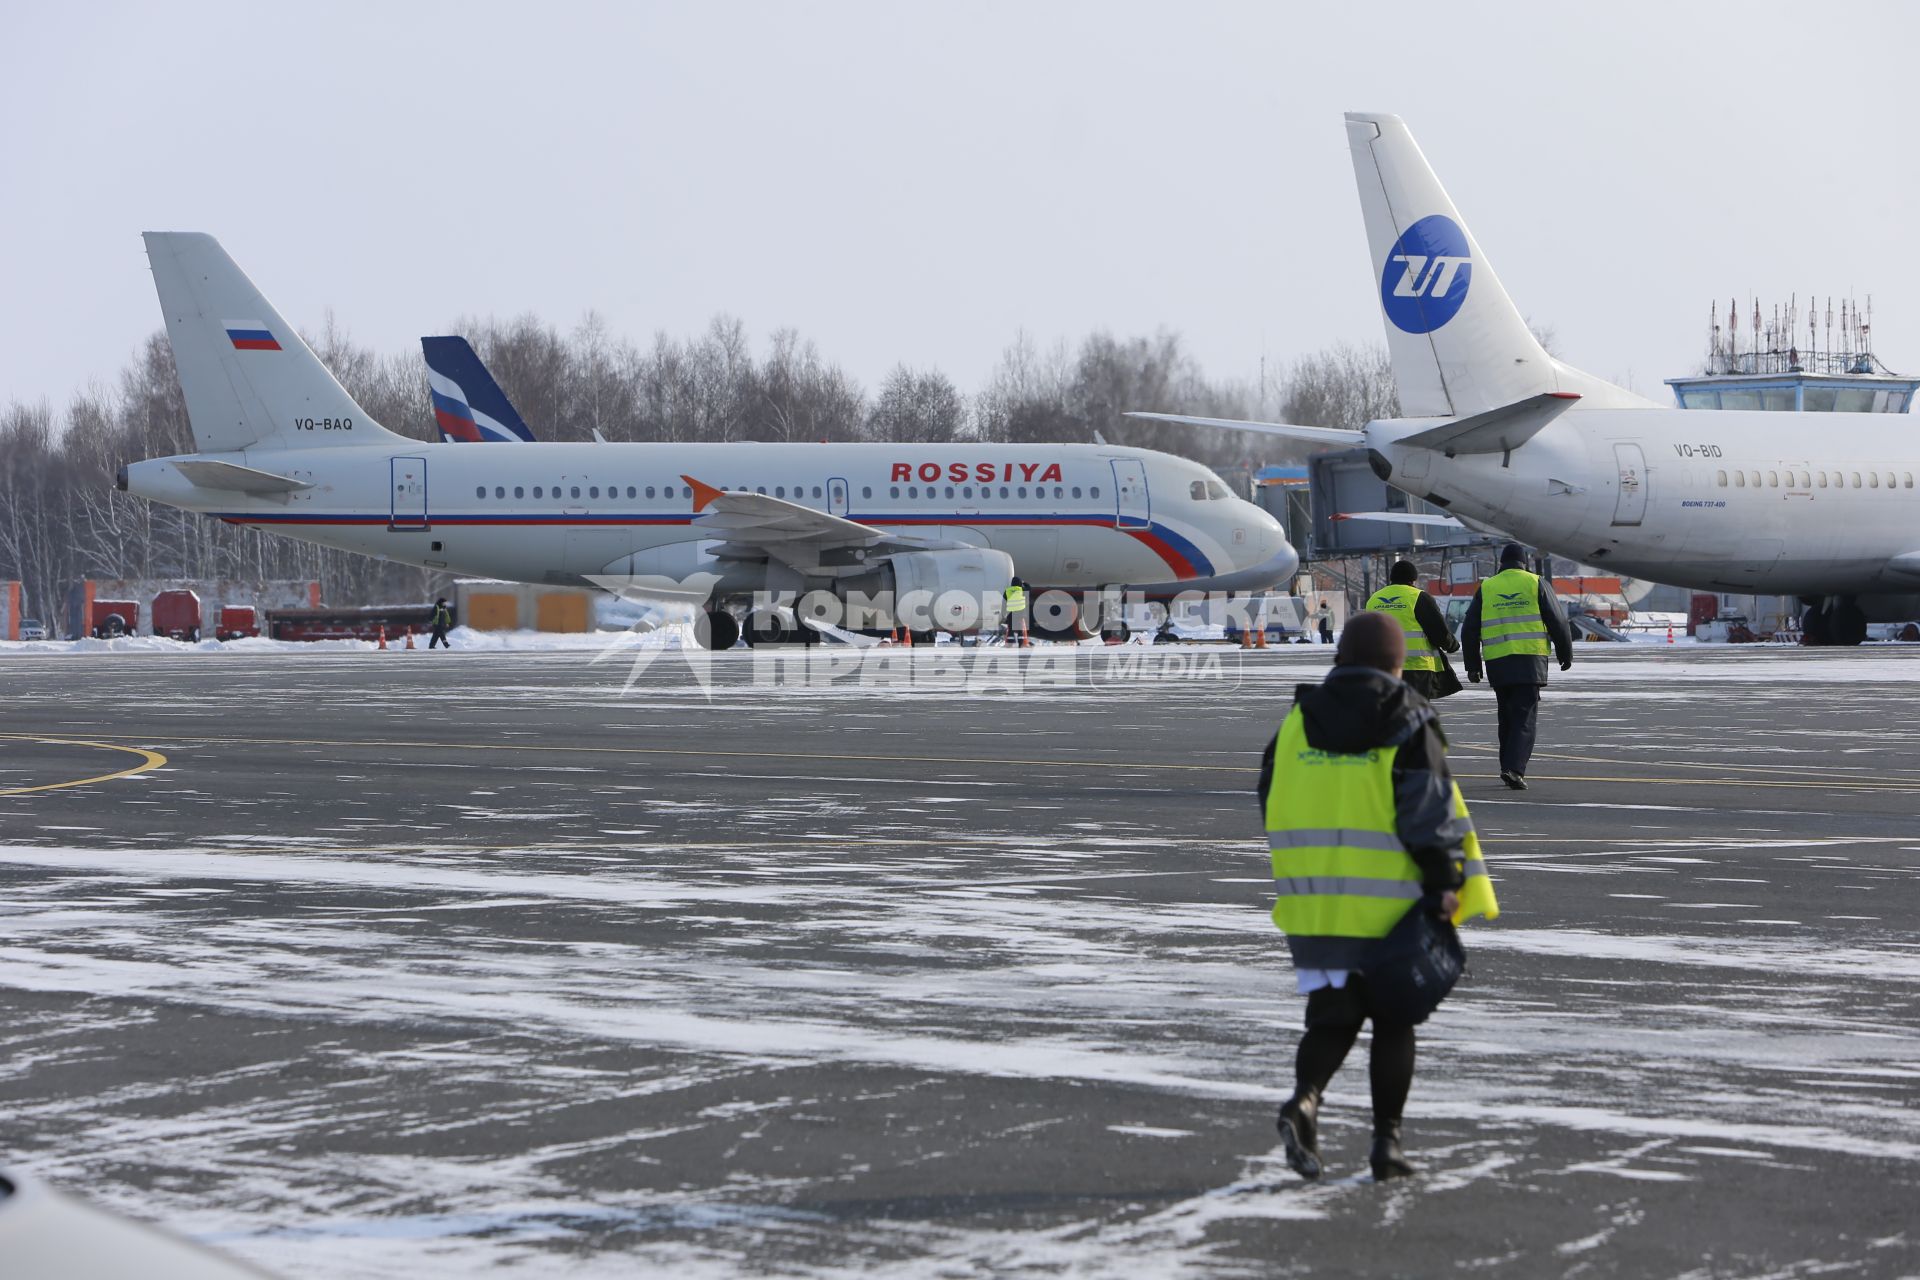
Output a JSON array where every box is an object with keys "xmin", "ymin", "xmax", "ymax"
[
  {"xmin": 828, "ymin": 476, "xmax": 850, "ymax": 517},
  {"xmin": 390, "ymin": 456, "xmax": 428, "ymax": 531},
  {"xmin": 1610, "ymin": 443, "xmax": 1647, "ymax": 527},
  {"xmin": 1112, "ymin": 459, "xmax": 1150, "ymax": 529}
]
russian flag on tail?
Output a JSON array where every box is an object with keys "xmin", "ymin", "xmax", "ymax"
[
  {"xmin": 224, "ymin": 319, "xmax": 281, "ymax": 351},
  {"xmin": 420, "ymin": 336, "xmax": 537, "ymax": 443}
]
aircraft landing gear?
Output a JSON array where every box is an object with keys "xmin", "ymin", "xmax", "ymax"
[
  {"xmin": 1800, "ymin": 597, "xmax": 1866, "ymax": 647},
  {"xmin": 697, "ymin": 608, "xmax": 740, "ymax": 650}
]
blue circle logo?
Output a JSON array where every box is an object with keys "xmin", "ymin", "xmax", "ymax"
[{"xmin": 1379, "ymin": 214, "xmax": 1472, "ymax": 334}]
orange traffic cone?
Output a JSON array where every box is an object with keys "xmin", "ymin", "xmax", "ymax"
[
  {"xmin": 902, "ymin": 626, "xmax": 913, "ymax": 648},
  {"xmin": 887, "ymin": 626, "xmax": 899, "ymax": 645},
  {"xmin": 1254, "ymin": 625, "xmax": 1268, "ymax": 649},
  {"xmin": 376, "ymin": 625, "xmax": 387, "ymax": 651},
  {"xmin": 1666, "ymin": 626, "xmax": 1674, "ymax": 644},
  {"xmin": 405, "ymin": 626, "xmax": 416, "ymax": 650}
]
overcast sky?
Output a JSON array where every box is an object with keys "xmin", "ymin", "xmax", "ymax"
[{"xmin": 6, "ymin": 1, "xmax": 1918, "ymax": 417}]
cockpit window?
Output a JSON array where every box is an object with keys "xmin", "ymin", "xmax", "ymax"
[
  {"xmin": 1205, "ymin": 480, "xmax": 1230, "ymax": 500},
  {"xmin": 1190, "ymin": 480, "xmax": 1207, "ymax": 500}
]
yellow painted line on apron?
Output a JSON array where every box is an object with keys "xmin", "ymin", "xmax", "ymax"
[
  {"xmin": 0, "ymin": 735, "xmax": 169, "ymax": 797},
  {"xmin": 57, "ymin": 733, "xmax": 1920, "ymax": 793}
]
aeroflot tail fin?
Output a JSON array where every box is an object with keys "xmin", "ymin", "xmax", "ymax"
[
  {"xmin": 142, "ymin": 232, "xmax": 407, "ymax": 453},
  {"xmin": 420, "ymin": 336, "xmax": 537, "ymax": 442},
  {"xmin": 1343, "ymin": 114, "xmax": 1653, "ymax": 415}
]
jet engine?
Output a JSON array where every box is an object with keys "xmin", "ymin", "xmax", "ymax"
[{"xmin": 812, "ymin": 547, "xmax": 1014, "ymax": 634}]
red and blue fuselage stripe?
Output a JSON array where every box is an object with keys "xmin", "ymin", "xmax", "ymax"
[{"xmin": 212, "ymin": 511, "xmax": 1217, "ymax": 578}]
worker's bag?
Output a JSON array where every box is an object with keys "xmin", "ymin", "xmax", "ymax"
[
  {"xmin": 1432, "ymin": 651, "xmax": 1464, "ymax": 700},
  {"xmin": 1364, "ymin": 898, "xmax": 1465, "ymax": 1025}
]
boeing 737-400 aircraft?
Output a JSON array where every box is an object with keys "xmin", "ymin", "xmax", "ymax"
[
  {"xmin": 122, "ymin": 234, "xmax": 1294, "ymax": 647},
  {"xmin": 1136, "ymin": 113, "xmax": 1920, "ymax": 645}
]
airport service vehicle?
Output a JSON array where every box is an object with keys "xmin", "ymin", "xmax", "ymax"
[
  {"xmin": 120, "ymin": 235, "xmax": 1295, "ymax": 648},
  {"xmin": 151, "ymin": 588, "xmax": 202, "ymax": 641},
  {"xmin": 18, "ymin": 619, "xmax": 47, "ymax": 641},
  {"xmin": 87, "ymin": 600, "xmax": 138, "ymax": 638},
  {"xmin": 215, "ymin": 604, "xmax": 260, "ymax": 641},
  {"xmin": 1135, "ymin": 113, "xmax": 1920, "ymax": 645}
]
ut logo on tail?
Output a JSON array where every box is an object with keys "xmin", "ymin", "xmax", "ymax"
[{"xmin": 1380, "ymin": 214, "xmax": 1472, "ymax": 334}]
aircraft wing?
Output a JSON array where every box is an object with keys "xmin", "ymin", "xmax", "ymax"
[
  {"xmin": 1333, "ymin": 511, "xmax": 1466, "ymax": 529},
  {"xmin": 683, "ymin": 475, "xmax": 958, "ymax": 564},
  {"xmin": 1122, "ymin": 412, "xmax": 1366, "ymax": 447}
]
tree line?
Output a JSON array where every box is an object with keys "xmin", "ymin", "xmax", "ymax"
[{"xmin": 0, "ymin": 312, "xmax": 1395, "ymax": 622}]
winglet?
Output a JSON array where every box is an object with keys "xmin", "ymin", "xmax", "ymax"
[{"xmin": 683, "ymin": 474, "xmax": 724, "ymax": 512}]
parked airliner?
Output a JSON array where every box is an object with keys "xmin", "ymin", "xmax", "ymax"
[
  {"xmin": 1135, "ymin": 113, "xmax": 1920, "ymax": 644},
  {"xmin": 122, "ymin": 234, "xmax": 1294, "ymax": 646}
]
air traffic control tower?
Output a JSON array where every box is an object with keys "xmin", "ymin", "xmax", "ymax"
[{"xmin": 1666, "ymin": 296, "xmax": 1918, "ymax": 413}]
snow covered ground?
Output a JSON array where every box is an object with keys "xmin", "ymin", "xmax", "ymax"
[{"xmin": 0, "ymin": 647, "xmax": 1916, "ymax": 1276}]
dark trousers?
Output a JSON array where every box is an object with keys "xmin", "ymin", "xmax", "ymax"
[
  {"xmin": 1295, "ymin": 977, "xmax": 1415, "ymax": 1127},
  {"xmin": 429, "ymin": 626, "xmax": 450, "ymax": 650},
  {"xmin": 1493, "ymin": 682, "xmax": 1541, "ymax": 775},
  {"xmin": 1402, "ymin": 670, "xmax": 1437, "ymax": 699}
]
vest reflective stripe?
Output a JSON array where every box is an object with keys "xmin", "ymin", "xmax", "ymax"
[
  {"xmin": 1262, "ymin": 707, "xmax": 1421, "ymax": 966},
  {"xmin": 1269, "ymin": 827, "xmax": 1408, "ymax": 853},
  {"xmin": 1479, "ymin": 569, "xmax": 1549, "ymax": 660},
  {"xmin": 1004, "ymin": 585, "xmax": 1027, "ymax": 612},
  {"xmin": 1364, "ymin": 583, "xmax": 1440, "ymax": 672}
]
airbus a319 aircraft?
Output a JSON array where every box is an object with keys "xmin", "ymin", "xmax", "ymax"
[
  {"xmin": 122, "ymin": 234, "xmax": 1295, "ymax": 647},
  {"xmin": 1138, "ymin": 113, "xmax": 1920, "ymax": 645}
]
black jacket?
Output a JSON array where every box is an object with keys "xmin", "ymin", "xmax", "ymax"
[
  {"xmin": 1461, "ymin": 577, "xmax": 1573, "ymax": 686},
  {"xmin": 1257, "ymin": 667, "xmax": 1469, "ymax": 892},
  {"xmin": 1412, "ymin": 590, "xmax": 1460, "ymax": 655}
]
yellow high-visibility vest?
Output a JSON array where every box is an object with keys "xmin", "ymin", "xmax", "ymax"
[
  {"xmin": 1479, "ymin": 568, "xmax": 1549, "ymax": 661},
  {"xmin": 1263, "ymin": 706, "xmax": 1496, "ymax": 968},
  {"xmin": 1365, "ymin": 583, "xmax": 1440, "ymax": 673},
  {"xmin": 1004, "ymin": 584, "xmax": 1028, "ymax": 613}
]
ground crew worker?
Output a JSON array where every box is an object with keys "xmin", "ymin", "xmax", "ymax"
[
  {"xmin": 1314, "ymin": 600, "xmax": 1334, "ymax": 645},
  {"xmin": 1003, "ymin": 580, "xmax": 1029, "ymax": 646},
  {"xmin": 1462, "ymin": 543, "xmax": 1573, "ymax": 790},
  {"xmin": 1256, "ymin": 611, "xmax": 1494, "ymax": 1181},
  {"xmin": 1365, "ymin": 561, "xmax": 1458, "ymax": 699},
  {"xmin": 428, "ymin": 597, "xmax": 453, "ymax": 650}
]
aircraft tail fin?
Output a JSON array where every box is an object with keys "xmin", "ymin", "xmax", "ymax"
[
  {"xmin": 1343, "ymin": 114, "xmax": 1651, "ymax": 415},
  {"xmin": 420, "ymin": 336, "xmax": 537, "ymax": 442},
  {"xmin": 143, "ymin": 233, "xmax": 408, "ymax": 453}
]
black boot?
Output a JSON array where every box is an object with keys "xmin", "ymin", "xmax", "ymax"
[
  {"xmin": 1277, "ymin": 1089, "xmax": 1322, "ymax": 1180},
  {"xmin": 1370, "ymin": 1119, "xmax": 1415, "ymax": 1180},
  {"xmin": 1500, "ymin": 770, "xmax": 1527, "ymax": 791}
]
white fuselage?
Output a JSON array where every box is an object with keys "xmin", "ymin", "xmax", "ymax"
[
  {"xmin": 125, "ymin": 440, "xmax": 1295, "ymax": 597},
  {"xmin": 1375, "ymin": 407, "xmax": 1920, "ymax": 600}
]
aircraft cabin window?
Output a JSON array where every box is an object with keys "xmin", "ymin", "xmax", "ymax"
[
  {"xmin": 775, "ymin": 486, "xmax": 786, "ymax": 498},
  {"xmin": 1071, "ymin": 486, "xmax": 1081, "ymax": 499},
  {"xmin": 1054, "ymin": 486, "xmax": 1064, "ymax": 498},
  {"xmin": 891, "ymin": 486, "xmax": 901, "ymax": 498},
  {"xmin": 645, "ymin": 486, "xmax": 655, "ymax": 498},
  {"xmin": 514, "ymin": 486, "xmax": 525, "ymax": 498},
  {"xmin": 1817, "ymin": 473, "xmax": 1828, "ymax": 488},
  {"xmin": 1191, "ymin": 480, "xmax": 1208, "ymax": 500},
  {"xmin": 495, "ymin": 486, "xmax": 505, "ymax": 498},
  {"xmin": 1853, "ymin": 472, "xmax": 1863, "ymax": 487},
  {"xmin": 1885, "ymin": 471, "xmax": 1896, "ymax": 489},
  {"xmin": 1733, "ymin": 473, "xmax": 1744, "ymax": 488},
  {"xmin": 626, "ymin": 486, "xmax": 635, "ymax": 498},
  {"xmin": 963, "ymin": 486, "xmax": 973, "ymax": 499},
  {"xmin": 1017, "ymin": 486, "xmax": 1027, "ymax": 498},
  {"xmin": 1799, "ymin": 471, "xmax": 1811, "ymax": 488},
  {"xmin": 475, "ymin": 486, "xmax": 485, "ymax": 498},
  {"xmin": 1090, "ymin": 486, "xmax": 1100, "ymax": 498},
  {"xmin": 534, "ymin": 486, "xmax": 544, "ymax": 498},
  {"xmin": 907, "ymin": 486, "xmax": 918, "ymax": 499},
  {"xmin": 1716, "ymin": 470, "xmax": 1727, "ymax": 487},
  {"xmin": 861, "ymin": 486, "xmax": 871, "ymax": 499},
  {"xmin": 1872, "ymin": 472, "xmax": 1882, "ymax": 489},
  {"xmin": 945, "ymin": 485, "xmax": 955, "ymax": 499},
  {"xmin": 1906, "ymin": 473, "xmax": 1915, "ymax": 488},
  {"xmin": 1000, "ymin": 486, "xmax": 1010, "ymax": 498},
  {"xmin": 1767, "ymin": 471, "xmax": 1778, "ymax": 488}
]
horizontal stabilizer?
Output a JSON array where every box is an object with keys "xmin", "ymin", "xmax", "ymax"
[
  {"xmin": 171, "ymin": 459, "xmax": 313, "ymax": 493},
  {"xmin": 1123, "ymin": 412, "xmax": 1366, "ymax": 447},
  {"xmin": 1396, "ymin": 392, "xmax": 1580, "ymax": 456},
  {"xmin": 1333, "ymin": 511, "xmax": 1465, "ymax": 529}
]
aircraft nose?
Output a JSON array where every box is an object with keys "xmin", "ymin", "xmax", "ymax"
[{"xmin": 1236, "ymin": 501, "xmax": 1298, "ymax": 580}]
